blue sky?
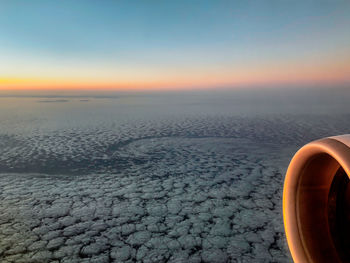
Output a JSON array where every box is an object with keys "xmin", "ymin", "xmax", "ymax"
[{"xmin": 0, "ymin": 0, "xmax": 350, "ymax": 89}]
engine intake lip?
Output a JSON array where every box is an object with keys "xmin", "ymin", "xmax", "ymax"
[{"xmin": 283, "ymin": 135, "xmax": 350, "ymax": 263}]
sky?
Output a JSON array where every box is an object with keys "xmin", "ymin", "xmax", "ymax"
[{"xmin": 0, "ymin": 0, "xmax": 350, "ymax": 91}]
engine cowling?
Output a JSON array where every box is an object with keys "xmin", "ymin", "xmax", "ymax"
[{"xmin": 283, "ymin": 135, "xmax": 350, "ymax": 263}]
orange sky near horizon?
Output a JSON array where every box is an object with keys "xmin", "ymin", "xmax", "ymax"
[
  {"xmin": 1, "ymin": 56, "xmax": 349, "ymax": 91},
  {"xmin": 1, "ymin": 2, "xmax": 350, "ymax": 92}
]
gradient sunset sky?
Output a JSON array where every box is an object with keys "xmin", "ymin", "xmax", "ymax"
[{"xmin": 0, "ymin": 0, "xmax": 350, "ymax": 90}]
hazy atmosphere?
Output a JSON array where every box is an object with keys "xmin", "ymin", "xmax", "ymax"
[
  {"xmin": 1, "ymin": 89, "xmax": 350, "ymax": 262},
  {"xmin": 0, "ymin": 1, "xmax": 350, "ymax": 263}
]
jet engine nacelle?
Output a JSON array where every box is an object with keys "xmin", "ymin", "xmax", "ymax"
[{"xmin": 283, "ymin": 135, "xmax": 350, "ymax": 263}]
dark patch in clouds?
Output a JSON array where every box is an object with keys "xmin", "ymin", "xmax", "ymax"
[{"xmin": 37, "ymin": 99, "xmax": 69, "ymax": 103}]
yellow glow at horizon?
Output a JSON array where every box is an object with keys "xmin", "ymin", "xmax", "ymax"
[{"xmin": 1, "ymin": 52, "xmax": 349, "ymax": 90}]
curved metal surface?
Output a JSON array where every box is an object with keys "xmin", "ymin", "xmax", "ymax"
[{"xmin": 283, "ymin": 135, "xmax": 350, "ymax": 263}]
